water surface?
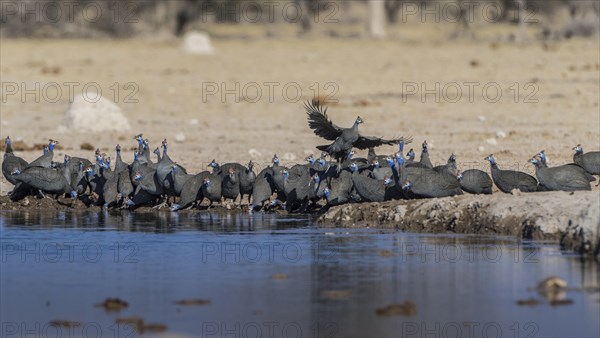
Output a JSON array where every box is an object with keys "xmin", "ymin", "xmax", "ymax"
[{"xmin": 1, "ymin": 210, "xmax": 599, "ymax": 337}]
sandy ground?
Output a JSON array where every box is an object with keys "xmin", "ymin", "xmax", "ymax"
[{"xmin": 1, "ymin": 25, "xmax": 599, "ymax": 195}]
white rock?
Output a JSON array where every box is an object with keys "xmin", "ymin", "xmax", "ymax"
[
  {"xmin": 478, "ymin": 115, "xmax": 486, "ymax": 122},
  {"xmin": 248, "ymin": 148, "xmax": 262, "ymax": 158},
  {"xmin": 478, "ymin": 146, "xmax": 485, "ymax": 152},
  {"xmin": 496, "ymin": 131, "xmax": 507, "ymax": 138},
  {"xmin": 174, "ymin": 133, "xmax": 186, "ymax": 143},
  {"xmin": 190, "ymin": 119, "xmax": 199, "ymax": 125},
  {"xmin": 63, "ymin": 95, "xmax": 130, "ymax": 133},
  {"xmin": 485, "ymin": 138, "xmax": 498, "ymax": 146},
  {"xmin": 182, "ymin": 31, "xmax": 215, "ymax": 55}
]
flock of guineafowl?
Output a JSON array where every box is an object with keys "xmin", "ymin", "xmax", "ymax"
[{"xmin": 2, "ymin": 100, "xmax": 599, "ymax": 213}]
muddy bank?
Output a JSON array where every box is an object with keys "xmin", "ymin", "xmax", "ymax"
[
  {"xmin": 317, "ymin": 191, "xmax": 600, "ymax": 260},
  {"xmin": 2, "ymin": 191, "xmax": 599, "ymax": 259}
]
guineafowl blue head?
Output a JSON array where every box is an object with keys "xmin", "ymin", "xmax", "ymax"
[
  {"xmin": 63, "ymin": 154, "xmax": 71, "ymax": 165},
  {"xmin": 312, "ymin": 174, "xmax": 320, "ymax": 185},
  {"xmin": 4, "ymin": 136, "xmax": 10, "ymax": 146},
  {"xmin": 323, "ymin": 188, "xmax": 331, "ymax": 199},
  {"xmin": 84, "ymin": 166, "xmax": 94, "ymax": 176},
  {"xmin": 372, "ymin": 160, "xmax": 380, "ymax": 168},
  {"xmin": 162, "ymin": 139, "xmax": 168, "ymax": 155},
  {"xmin": 282, "ymin": 169, "xmax": 289, "ymax": 180},
  {"xmin": 247, "ymin": 161, "xmax": 254, "ymax": 170},
  {"xmin": 305, "ymin": 155, "xmax": 315, "ymax": 166},
  {"xmin": 348, "ymin": 150, "xmax": 355, "ymax": 159},
  {"xmin": 485, "ymin": 154, "xmax": 495, "ymax": 165},
  {"xmin": 318, "ymin": 157, "xmax": 327, "ymax": 167},
  {"xmin": 134, "ymin": 172, "xmax": 143, "ymax": 181},
  {"xmin": 449, "ymin": 153, "xmax": 456, "ymax": 163},
  {"xmin": 573, "ymin": 144, "xmax": 583, "ymax": 154},
  {"xmin": 10, "ymin": 168, "xmax": 21, "ymax": 175},
  {"xmin": 134, "ymin": 134, "xmax": 143, "ymax": 145},
  {"xmin": 537, "ymin": 150, "xmax": 546, "ymax": 163},
  {"xmin": 103, "ymin": 157, "xmax": 111, "ymax": 169},
  {"xmin": 48, "ymin": 139, "xmax": 58, "ymax": 151},
  {"xmin": 172, "ymin": 164, "xmax": 179, "ymax": 173},
  {"xmin": 208, "ymin": 159, "xmax": 219, "ymax": 170},
  {"xmin": 153, "ymin": 147, "xmax": 160, "ymax": 158},
  {"xmin": 116, "ymin": 144, "xmax": 121, "ymax": 153},
  {"xmin": 402, "ymin": 180, "xmax": 413, "ymax": 190},
  {"xmin": 386, "ymin": 156, "xmax": 395, "ymax": 168},
  {"xmin": 349, "ymin": 162, "xmax": 359, "ymax": 173},
  {"xmin": 143, "ymin": 138, "xmax": 149, "ymax": 150},
  {"xmin": 355, "ymin": 116, "xmax": 364, "ymax": 125},
  {"xmin": 406, "ymin": 149, "xmax": 415, "ymax": 160},
  {"xmin": 272, "ymin": 154, "xmax": 280, "ymax": 166},
  {"xmin": 384, "ymin": 177, "xmax": 393, "ymax": 186},
  {"xmin": 134, "ymin": 150, "xmax": 139, "ymax": 161},
  {"xmin": 70, "ymin": 191, "xmax": 78, "ymax": 199},
  {"xmin": 43, "ymin": 145, "xmax": 49, "ymax": 155},
  {"xmin": 422, "ymin": 141, "xmax": 428, "ymax": 153}
]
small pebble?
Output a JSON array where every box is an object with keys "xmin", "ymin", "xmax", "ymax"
[
  {"xmin": 175, "ymin": 133, "xmax": 186, "ymax": 143},
  {"xmin": 485, "ymin": 138, "xmax": 498, "ymax": 146},
  {"xmin": 477, "ymin": 146, "xmax": 485, "ymax": 152},
  {"xmin": 282, "ymin": 153, "xmax": 297, "ymax": 161},
  {"xmin": 248, "ymin": 148, "xmax": 262, "ymax": 158},
  {"xmin": 478, "ymin": 116, "xmax": 486, "ymax": 122},
  {"xmin": 190, "ymin": 119, "xmax": 199, "ymax": 125},
  {"xmin": 496, "ymin": 131, "xmax": 506, "ymax": 138}
]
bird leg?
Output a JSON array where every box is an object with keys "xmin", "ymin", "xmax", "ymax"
[{"xmin": 153, "ymin": 199, "xmax": 169, "ymax": 210}]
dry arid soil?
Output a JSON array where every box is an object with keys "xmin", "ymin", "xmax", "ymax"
[{"xmin": 1, "ymin": 26, "xmax": 599, "ymax": 192}]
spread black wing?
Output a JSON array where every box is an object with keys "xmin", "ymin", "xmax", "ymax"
[
  {"xmin": 305, "ymin": 100, "xmax": 343, "ymax": 141},
  {"xmin": 354, "ymin": 135, "xmax": 414, "ymax": 150}
]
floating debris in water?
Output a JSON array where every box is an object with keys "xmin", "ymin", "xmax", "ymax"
[
  {"xmin": 141, "ymin": 323, "xmax": 168, "ymax": 333},
  {"xmin": 115, "ymin": 316, "xmax": 144, "ymax": 331},
  {"xmin": 320, "ymin": 290, "xmax": 352, "ymax": 300},
  {"xmin": 549, "ymin": 299, "xmax": 574, "ymax": 306},
  {"xmin": 95, "ymin": 298, "xmax": 129, "ymax": 311},
  {"xmin": 537, "ymin": 276, "xmax": 567, "ymax": 290},
  {"xmin": 379, "ymin": 249, "xmax": 396, "ymax": 257},
  {"xmin": 516, "ymin": 298, "xmax": 541, "ymax": 306},
  {"xmin": 49, "ymin": 320, "xmax": 81, "ymax": 328},
  {"xmin": 271, "ymin": 273, "xmax": 289, "ymax": 280},
  {"xmin": 173, "ymin": 299, "xmax": 211, "ymax": 306},
  {"xmin": 375, "ymin": 301, "xmax": 417, "ymax": 317}
]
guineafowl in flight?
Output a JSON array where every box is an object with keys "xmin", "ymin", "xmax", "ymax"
[{"xmin": 305, "ymin": 99, "xmax": 412, "ymax": 162}]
